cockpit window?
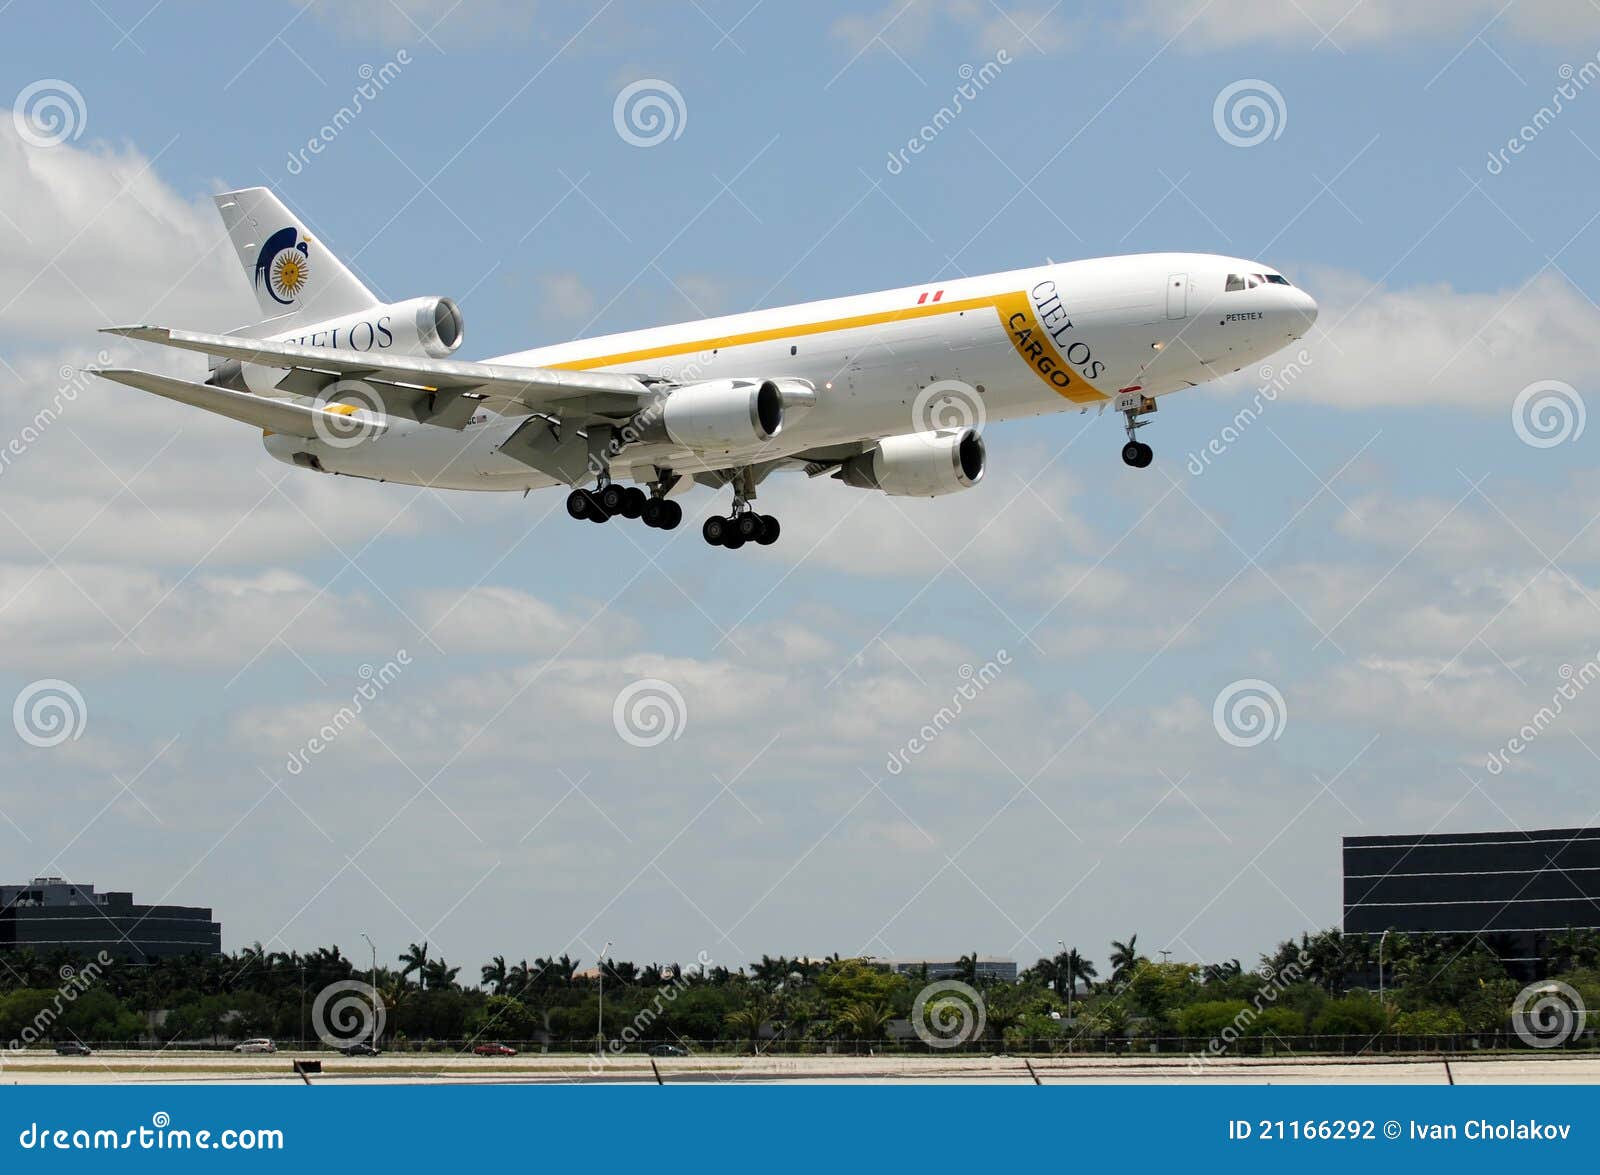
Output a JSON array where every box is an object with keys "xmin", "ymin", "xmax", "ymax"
[{"xmin": 1225, "ymin": 273, "xmax": 1292, "ymax": 291}]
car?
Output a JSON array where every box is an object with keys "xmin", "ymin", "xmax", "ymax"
[
  {"xmin": 233, "ymin": 1038, "xmax": 277, "ymax": 1054},
  {"xmin": 647, "ymin": 1044, "xmax": 688, "ymax": 1057},
  {"xmin": 472, "ymin": 1043, "xmax": 517, "ymax": 1057},
  {"xmin": 54, "ymin": 1042, "xmax": 92, "ymax": 1056},
  {"xmin": 339, "ymin": 1042, "xmax": 380, "ymax": 1056}
]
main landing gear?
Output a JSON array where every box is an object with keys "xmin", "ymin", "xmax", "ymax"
[
  {"xmin": 703, "ymin": 467, "xmax": 779, "ymax": 549},
  {"xmin": 565, "ymin": 483, "xmax": 683, "ymax": 530},
  {"xmin": 1119, "ymin": 392, "xmax": 1156, "ymax": 469},
  {"xmin": 702, "ymin": 508, "xmax": 779, "ymax": 550}
]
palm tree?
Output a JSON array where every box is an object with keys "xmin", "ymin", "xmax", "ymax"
[
  {"xmin": 421, "ymin": 957, "xmax": 460, "ymax": 991},
  {"xmin": 1058, "ymin": 948, "xmax": 1097, "ymax": 1024},
  {"xmin": 835, "ymin": 1001, "xmax": 894, "ymax": 1050},
  {"xmin": 399, "ymin": 942, "xmax": 429, "ymax": 987},
  {"xmin": 481, "ymin": 955, "xmax": 509, "ymax": 994},
  {"xmin": 956, "ymin": 952, "xmax": 979, "ymax": 986},
  {"xmin": 1109, "ymin": 936, "xmax": 1140, "ymax": 985},
  {"xmin": 723, "ymin": 1003, "xmax": 769, "ymax": 1054}
]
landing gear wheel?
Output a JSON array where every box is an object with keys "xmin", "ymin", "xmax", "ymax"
[
  {"xmin": 734, "ymin": 512, "xmax": 764, "ymax": 542},
  {"xmin": 598, "ymin": 483, "xmax": 628, "ymax": 516},
  {"xmin": 659, "ymin": 500, "xmax": 683, "ymax": 530},
  {"xmin": 641, "ymin": 498, "xmax": 665, "ymax": 528},
  {"xmin": 567, "ymin": 488, "xmax": 607, "ymax": 521},
  {"xmin": 722, "ymin": 530, "xmax": 746, "ymax": 550},
  {"xmin": 1121, "ymin": 441, "xmax": 1153, "ymax": 469},
  {"xmin": 755, "ymin": 515, "xmax": 780, "ymax": 545},
  {"xmin": 703, "ymin": 516, "xmax": 728, "ymax": 546},
  {"xmin": 620, "ymin": 487, "xmax": 646, "ymax": 519}
]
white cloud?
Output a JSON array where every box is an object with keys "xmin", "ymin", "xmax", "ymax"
[
  {"xmin": 1122, "ymin": 0, "xmax": 1600, "ymax": 48},
  {"xmin": 1208, "ymin": 269, "xmax": 1600, "ymax": 412}
]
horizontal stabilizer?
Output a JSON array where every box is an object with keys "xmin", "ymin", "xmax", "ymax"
[{"xmin": 89, "ymin": 368, "xmax": 386, "ymax": 441}]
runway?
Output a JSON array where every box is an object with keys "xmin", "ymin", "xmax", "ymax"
[{"xmin": 4, "ymin": 1051, "xmax": 1597, "ymax": 1084}]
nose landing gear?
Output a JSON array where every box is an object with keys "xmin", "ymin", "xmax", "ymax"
[{"xmin": 1117, "ymin": 392, "xmax": 1157, "ymax": 469}]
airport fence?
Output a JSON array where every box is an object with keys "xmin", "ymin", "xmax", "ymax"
[{"xmin": 20, "ymin": 1031, "xmax": 1599, "ymax": 1057}]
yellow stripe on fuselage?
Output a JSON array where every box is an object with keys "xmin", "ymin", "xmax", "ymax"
[{"xmin": 544, "ymin": 291, "xmax": 1109, "ymax": 404}]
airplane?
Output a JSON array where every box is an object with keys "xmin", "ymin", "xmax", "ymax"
[{"xmin": 93, "ymin": 187, "xmax": 1317, "ymax": 550}]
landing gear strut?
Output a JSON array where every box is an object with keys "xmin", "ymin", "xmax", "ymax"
[{"xmin": 1119, "ymin": 392, "xmax": 1156, "ymax": 469}]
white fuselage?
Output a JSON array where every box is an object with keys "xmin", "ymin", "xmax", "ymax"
[{"xmin": 263, "ymin": 252, "xmax": 1317, "ymax": 491}]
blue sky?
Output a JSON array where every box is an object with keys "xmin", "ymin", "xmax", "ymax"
[{"xmin": 1, "ymin": 0, "xmax": 1599, "ymax": 980}]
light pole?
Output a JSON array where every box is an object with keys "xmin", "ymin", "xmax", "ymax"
[
  {"xmin": 361, "ymin": 933, "xmax": 378, "ymax": 1048},
  {"xmin": 1377, "ymin": 929, "xmax": 1391, "ymax": 1004},
  {"xmin": 597, "ymin": 939, "xmax": 612, "ymax": 1062}
]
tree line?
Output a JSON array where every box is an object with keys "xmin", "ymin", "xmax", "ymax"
[{"xmin": 0, "ymin": 927, "xmax": 1596, "ymax": 1052}]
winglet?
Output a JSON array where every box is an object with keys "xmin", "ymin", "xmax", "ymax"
[{"xmin": 101, "ymin": 325, "xmax": 168, "ymax": 341}]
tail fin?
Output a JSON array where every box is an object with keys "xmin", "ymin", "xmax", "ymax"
[{"xmin": 214, "ymin": 187, "xmax": 377, "ymax": 326}]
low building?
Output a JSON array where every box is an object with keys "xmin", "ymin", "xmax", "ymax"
[
  {"xmin": 0, "ymin": 877, "xmax": 221, "ymax": 961},
  {"xmin": 874, "ymin": 956, "xmax": 1018, "ymax": 983}
]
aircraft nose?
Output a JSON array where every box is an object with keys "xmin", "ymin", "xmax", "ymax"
[{"xmin": 1290, "ymin": 289, "xmax": 1317, "ymax": 336}]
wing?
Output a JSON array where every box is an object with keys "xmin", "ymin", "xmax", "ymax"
[
  {"xmin": 90, "ymin": 368, "xmax": 387, "ymax": 440},
  {"xmin": 101, "ymin": 325, "xmax": 652, "ymax": 422}
]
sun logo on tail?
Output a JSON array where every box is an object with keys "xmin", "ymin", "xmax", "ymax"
[{"xmin": 254, "ymin": 226, "xmax": 311, "ymax": 306}]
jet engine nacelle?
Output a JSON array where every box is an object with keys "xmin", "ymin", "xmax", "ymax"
[
  {"xmin": 632, "ymin": 378, "xmax": 794, "ymax": 451},
  {"xmin": 839, "ymin": 429, "xmax": 986, "ymax": 497},
  {"xmin": 210, "ymin": 296, "xmax": 464, "ymax": 394}
]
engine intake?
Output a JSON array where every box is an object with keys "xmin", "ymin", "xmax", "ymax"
[{"xmin": 839, "ymin": 429, "xmax": 985, "ymax": 497}]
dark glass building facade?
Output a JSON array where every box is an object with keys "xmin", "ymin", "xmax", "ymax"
[
  {"xmin": 0, "ymin": 878, "xmax": 221, "ymax": 961},
  {"xmin": 1343, "ymin": 827, "xmax": 1600, "ymax": 974}
]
